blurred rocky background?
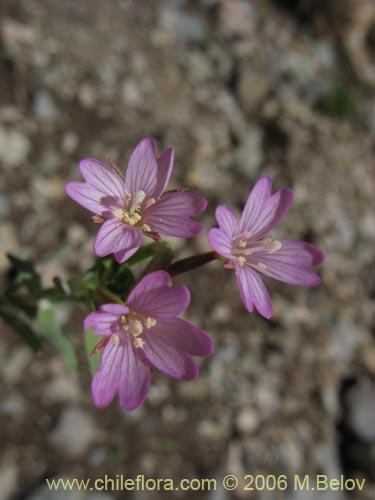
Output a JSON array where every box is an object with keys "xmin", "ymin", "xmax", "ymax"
[{"xmin": 0, "ymin": 0, "xmax": 374, "ymax": 499}]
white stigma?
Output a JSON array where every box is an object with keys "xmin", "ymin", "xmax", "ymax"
[
  {"xmin": 128, "ymin": 319, "xmax": 143, "ymax": 336},
  {"xmin": 264, "ymin": 239, "xmax": 282, "ymax": 254}
]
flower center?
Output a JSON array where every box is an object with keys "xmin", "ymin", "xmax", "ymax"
[
  {"xmin": 232, "ymin": 235, "xmax": 282, "ymax": 269},
  {"xmin": 113, "ymin": 190, "xmax": 155, "ymax": 230},
  {"xmin": 115, "ymin": 312, "xmax": 157, "ymax": 349}
]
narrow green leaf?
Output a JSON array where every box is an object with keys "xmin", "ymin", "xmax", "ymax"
[
  {"xmin": 0, "ymin": 302, "xmax": 41, "ymax": 350},
  {"xmin": 36, "ymin": 302, "xmax": 78, "ymax": 375}
]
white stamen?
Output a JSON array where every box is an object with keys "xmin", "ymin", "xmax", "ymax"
[
  {"xmin": 244, "ymin": 230, "xmax": 252, "ymax": 238},
  {"xmin": 134, "ymin": 337, "xmax": 144, "ymax": 349},
  {"xmin": 114, "ymin": 208, "xmax": 126, "ymax": 219},
  {"xmin": 142, "ymin": 224, "xmax": 151, "ymax": 232},
  {"xmin": 145, "ymin": 198, "xmax": 155, "ymax": 207},
  {"xmin": 258, "ymin": 262, "xmax": 266, "ymax": 270},
  {"xmin": 112, "ymin": 334, "xmax": 120, "ymax": 345},
  {"xmin": 239, "ymin": 240, "xmax": 247, "ymax": 248},
  {"xmin": 145, "ymin": 317, "xmax": 157, "ymax": 329},
  {"xmin": 237, "ymin": 256, "xmax": 246, "ymax": 266}
]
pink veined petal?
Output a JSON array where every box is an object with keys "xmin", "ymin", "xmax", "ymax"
[
  {"xmin": 125, "ymin": 137, "xmax": 173, "ymax": 200},
  {"xmin": 208, "ymin": 228, "xmax": 233, "ymax": 259},
  {"xmin": 147, "ymin": 318, "xmax": 214, "ymax": 356},
  {"xmin": 215, "ymin": 204, "xmax": 239, "ymax": 236},
  {"xmin": 142, "ymin": 331, "xmax": 199, "ymax": 380},
  {"xmin": 249, "ymin": 188, "xmax": 294, "ymax": 238},
  {"xmin": 235, "ymin": 264, "xmax": 273, "ymax": 319},
  {"xmin": 129, "ymin": 284, "xmax": 190, "ymax": 320},
  {"xmin": 254, "ymin": 241, "xmax": 323, "ymax": 286},
  {"xmin": 239, "ymin": 176, "xmax": 273, "ymax": 232},
  {"xmin": 155, "ymin": 147, "xmax": 174, "ymax": 197},
  {"xmin": 118, "ymin": 340, "xmax": 151, "ymax": 411},
  {"xmin": 145, "ymin": 214, "xmax": 203, "ymax": 237},
  {"xmin": 65, "ymin": 182, "xmax": 120, "ymax": 217},
  {"xmin": 91, "ymin": 340, "xmax": 122, "ymax": 408},
  {"xmin": 144, "ymin": 191, "xmax": 207, "ymax": 218},
  {"xmin": 79, "ymin": 158, "xmax": 126, "ymax": 203},
  {"xmin": 93, "ymin": 219, "xmax": 142, "ymax": 263},
  {"xmin": 84, "ymin": 304, "xmax": 128, "ymax": 336},
  {"xmin": 127, "ymin": 271, "xmax": 171, "ymax": 304}
]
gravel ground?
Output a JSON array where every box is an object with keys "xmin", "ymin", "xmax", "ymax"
[{"xmin": 0, "ymin": 1, "xmax": 374, "ymax": 499}]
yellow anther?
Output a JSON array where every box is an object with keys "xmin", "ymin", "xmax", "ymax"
[
  {"xmin": 244, "ymin": 230, "xmax": 252, "ymax": 238},
  {"xmin": 114, "ymin": 208, "xmax": 126, "ymax": 219},
  {"xmin": 112, "ymin": 334, "xmax": 120, "ymax": 345},
  {"xmin": 239, "ymin": 240, "xmax": 247, "ymax": 248},
  {"xmin": 134, "ymin": 337, "xmax": 145, "ymax": 349},
  {"xmin": 142, "ymin": 224, "xmax": 151, "ymax": 232},
  {"xmin": 145, "ymin": 317, "xmax": 157, "ymax": 329},
  {"xmin": 125, "ymin": 193, "xmax": 132, "ymax": 202},
  {"xmin": 145, "ymin": 198, "xmax": 156, "ymax": 207},
  {"xmin": 258, "ymin": 262, "xmax": 267, "ymax": 270},
  {"xmin": 237, "ymin": 256, "xmax": 246, "ymax": 266}
]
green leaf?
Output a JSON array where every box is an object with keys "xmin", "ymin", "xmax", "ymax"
[
  {"xmin": 0, "ymin": 302, "xmax": 41, "ymax": 350},
  {"xmin": 84, "ymin": 327, "xmax": 101, "ymax": 375},
  {"xmin": 36, "ymin": 302, "xmax": 78, "ymax": 375}
]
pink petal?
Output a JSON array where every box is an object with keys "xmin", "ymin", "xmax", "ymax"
[
  {"xmin": 84, "ymin": 304, "xmax": 128, "ymax": 336},
  {"xmin": 93, "ymin": 219, "xmax": 142, "ymax": 263},
  {"xmin": 146, "ymin": 318, "xmax": 214, "ymax": 356},
  {"xmin": 145, "ymin": 215, "xmax": 203, "ymax": 237},
  {"xmin": 124, "ymin": 138, "xmax": 173, "ymax": 199},
  {"xmin": 142, "ymin": 332, "xmax": 199, "ymax": 380},
  {"xmin": 155, "ymin": 147, "xmax": 174, "ymax": 197},
  {"xmin": 127, "ymin": 271, "xmax": 171, "ymax": 304},
  {"xmin": 249, "ymin": 188, "xmax": 294, "ymax": 238},
  {"xmin": 65, "ymin": 182, "xmax": 120, "ymax": 217},
  {"xmin": 216, "ymin": 205, "xmax": 239, "ymax": 236},
  {"xmin": 239, "ymin": 176, "xmax": 272, "ymax": 232},
  {"xmin": 118, "ymin": 340, "xmax": 151, "ymax": 411},
  {"xmin": 91, "ymin": 341, "xmax": 122, "ymax": 408},
  {"xmin": 208, "ymin": 228, "xmax": 233, "ymax": 259},
  {"xmin": 129, "ymin": 284, "xmax": 190, "ymax": 320},
  {"xmin": 254, "ymin": 240, "xmax": 324, "ymax": 286},
  {"xmin": 145, "ymin": 191, "xmax": 207, "ymax": 218},
  {"xmin": 235, "ymin": 264, "xmax": 273, "ymax": 319},
  {"xmin": 79, "ymin": 158, "xmax": 125, "ymax": 202}
]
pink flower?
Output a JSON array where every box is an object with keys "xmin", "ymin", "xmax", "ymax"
[
  {"xmin": 208, "ymin": 177, "xmax": 325, "ymax": 319},
  {"xmin": 66, "ymin": 138, "xmax": 207, "ymax": 263},
  {"xmin": 84, "ymin": 271, "xmax": 214, "ymax": 410}
]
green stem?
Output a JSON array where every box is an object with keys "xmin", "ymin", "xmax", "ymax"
[
  {"xmin": 167, "ymin": 251, "xmax": 219, "ymax": 277},
  {"xmin": 97, "ymin": 287, "xmax": 124, "ymax": 304}
]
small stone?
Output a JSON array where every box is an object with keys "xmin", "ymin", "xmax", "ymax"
[
  {"xmin": 78, "ymin": 83, "xmax": 97, "ymax": 109},
  {"xmin": 32, "ymin": 91, "xmax": 58, "ymax": 122},
  {"xmin": 0, "ymin": 393, "xmax": 26, "ymax": 418},
  {"xmin": 49, "ymin": 407, "xmax": 97, "ymax": 457},
  {"xmin": 346, "ymin": 378, "xmax": 375, "ymax": 442},
  {"xmin": 0, "ymin": 459, "xmax": 18, "ymax": 500},
  {"xmin": 0, "ymin": 194, "xmax": 10, "ymax": 218},
  {"xmin": 178, "ymin": 375, "xmax": 211, "ymax": 401},
  {"xmin": 235, "ymin": 408, "xmax": 259, "ymax": 434},
  {"xmin": 237, "ymin": 69, "xmax": 269, "ymax": 113},
  {"xmin": 61, "ymin": 131, "xmax": 79, "ymax": 154},
  {"xmin": 45, "ymin": 376, "xmax": 80, "ymax": 403},
  {"xmin": 1, "ymin": 346, "xmax": 32, "ymax": 384},
  {"xmin": 0, "ymin": 126, "xmax": 31, "ymax": 168}
]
